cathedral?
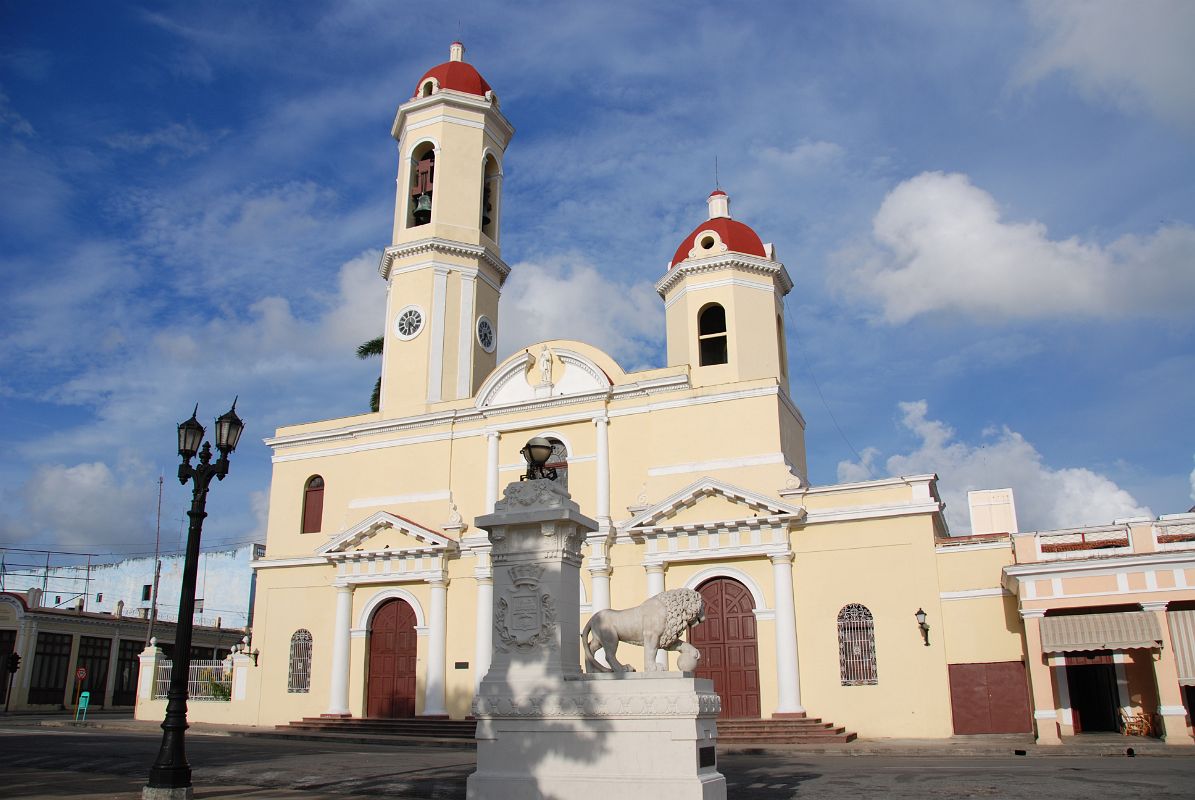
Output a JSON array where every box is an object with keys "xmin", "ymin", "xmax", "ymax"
[{"xmin": 132, "ymin": 44, "xmax": 1195, "ymax": 745}]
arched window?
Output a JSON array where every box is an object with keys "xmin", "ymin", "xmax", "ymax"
[
  {"xmin": 837, "ymin": 603, "xmax": 878, "ymax": 685},
  {"xmin": 301, "ymin": 476, "xmax": 324, "ymax": 534},
  {"xmin": 698, "ymin": 303, "xmax": 728, "ymax": 366},
  {"xmin": 288, "ymin": 630, "xmax": 313, "ymax": 693},
  {"xmin": 408, "ymin": 143, "xmax": 435, "ymax": 227},
  {"xmin": 481, "ymin": 154, "xmax": 501, "ymax": 241}
]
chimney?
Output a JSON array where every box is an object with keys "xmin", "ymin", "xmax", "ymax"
[{"xmin": 115, "ymin": 600, "xmax": 125, "ymax": 617}]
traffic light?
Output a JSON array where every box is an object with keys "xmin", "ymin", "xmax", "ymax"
[{"xmin": 6, "ymin": 652, "xmax": 20, "ymax": 673}]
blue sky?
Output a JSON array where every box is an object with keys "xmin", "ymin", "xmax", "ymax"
[{"xmin": 1, "ymin": 0, "xmax": 1192, "ymax": 561}]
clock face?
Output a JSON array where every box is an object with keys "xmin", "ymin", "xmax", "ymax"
[
  {"xmin": 394, "ymin": 305, "xmax": 425, "ymax": 340},
  {"xmin": 476, "ymin": 316, "xmax": 495, "ymax": 352}
]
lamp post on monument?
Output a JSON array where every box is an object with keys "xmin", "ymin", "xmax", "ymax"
[{"xmin": 144, "ymin": 400, "xmax": 244, "ymax": 800}]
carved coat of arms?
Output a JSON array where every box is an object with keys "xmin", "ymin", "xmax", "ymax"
[{"xmin": 495, "ymin": 564, "xmax": 557, "ymax": 651}]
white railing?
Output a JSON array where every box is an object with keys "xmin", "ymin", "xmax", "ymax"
[
  {"xmin": 152, "ymin": 659, "xmax": 233, "ymax": 702},
  {"xmin": 1154, "ymin": 522, "xmax": 1195, "ymax": 552},
  {"xmin": 1035, "ymin": 526, "xmax": 1132, "ymax": 561}
]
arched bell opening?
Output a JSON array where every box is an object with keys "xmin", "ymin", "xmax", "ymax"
[
  {"xmin": 481, "ymin": 153, "xmax": 501, "ymax": 241},
  {"xmin": 407, "ymin": 142, "xmax": 436, "ymax": 228}
]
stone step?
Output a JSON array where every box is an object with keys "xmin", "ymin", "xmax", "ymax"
[{"xmin": 712, "ymin": 717, "xmax": 858, "ymax": 744}]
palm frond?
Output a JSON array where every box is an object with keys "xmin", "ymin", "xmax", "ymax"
[{"xmin": 356, "ymin": 336, "xmax": 384, "ymax": 359}]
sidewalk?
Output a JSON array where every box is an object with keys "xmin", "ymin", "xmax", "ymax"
[{"xmin": 19, "ymin": 713, "xmax": 1194, "ymax": 758}]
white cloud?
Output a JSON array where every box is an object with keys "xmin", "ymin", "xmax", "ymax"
[
  {"xmin": 498, "ymin": 258, "xmax": 663, "ymax": 371},
  {"xmin": 18, "ymin": 461, "xmax": 156, "ymax": 548},
  {"xmin": 758, "ymin": 140, "xmax": 845, "ymax": 173},
  {"xmin": 106, "ymin": 122, "xmax": 220, "ymax": 159},
  {"xmin": 837, "ymin": 400, "xmax": 1151, "ymax": 533},
  {"xmin": 836, "ymin": 171, "xmax": 1195, "ymax": 323},
  {"xmin": 1018, "ymin": 0, "xmax": 1195, "ymax": 128},
  {"xmin": 1189, "ymin": 458, "xmax": 1195, "ymax": 507}
]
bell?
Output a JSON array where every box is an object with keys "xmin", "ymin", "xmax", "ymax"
[{"xmin": 413, "ymin": 193, "xmax": 432, "ymax": 224}]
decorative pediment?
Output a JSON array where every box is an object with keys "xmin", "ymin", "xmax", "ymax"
[
  {"xmin": 624, "ymin": 477, "xmax": 805, "ymax": 535},
  {"xmin": 317, "ymin": 511, "xmax": 458, "ymax": 557},
  {"xmin": 476, "ymin": 346, "xmax": 612, "ymax": 408}
]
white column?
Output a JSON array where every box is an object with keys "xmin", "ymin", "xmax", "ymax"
[
  {"xmin": 326, "ymin": 584, "xmax": 353, "ymax": 716},
  {"xmin": 593, "ymin": 415, "xmax": 611, "ymax": 526},
  {"xmin": 645, "ymin": 563, "xmax": 665, "ymax": 597},
  {"xmin": 770, "ymin": 552, "xmax": 804, "ymax": 714},
  {"xmin": 645, "ymin": 563, "xmax": 667, "ymax": 668},
  {"xmin": 423, "ymin": 575, "xmax": 449, "ymax": 716},
  {"xmin": 456, "ymin": 273, "xmax": 477, "ymax": 399},
  {"xmin": 485, "ymin": 431, "xmax": 500, "ymax": 513},
  {"xmin": 474, "ymin": 556, "xmax": 494, "ymax": 690},
  {"xmin": 1051, "ymin": 655, "xmax": 1073, "ymax": 730},
  {"xmin": 589, "ymin": 566, "xmax": 612, "ymax": 613},
  {"xmin": 426, "ymin": 267, "xmax": 449, "ymax": 402}
]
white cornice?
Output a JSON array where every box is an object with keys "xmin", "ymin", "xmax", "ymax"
[
  {"xmin": 268, "ymin": 381, "xmax": 788, "ymax": 458},
  {"xmin": 788, "ymin": 473, "xmax": 939, "ymax": 497},
  {"xmin": 802, "ymin": 499, "xmax": 943, "ymax": 525},
  {"xmin": 378, "ymin": 238, "xmax": 510, "ymax": 283},
  {"xmin": 252, "ymin": 556, "xmax": 327, "ymax": 570},
  {"xmin": 654, "ymin": 253, "xmax": 793, "ymax": 298},
  {"xmin": 392, "ymin": 90, "xmax": 515, "ymax": 143},
  {"xmin": 1001, "ymin": 550, "xmax": 1195, "ymax": 592}
]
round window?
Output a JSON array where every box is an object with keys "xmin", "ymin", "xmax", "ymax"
[
  {"xmin": 394, "ymin": 305, "xmax": 425, "ymax": 340},
  {"xmin": 476, "ymin": 315, "xmax": 496, "ymax": 353}
]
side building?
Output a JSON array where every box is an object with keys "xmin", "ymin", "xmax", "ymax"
[{"xmin": 1, "ymin": 589, "xmax": 244, "ymax": 711}]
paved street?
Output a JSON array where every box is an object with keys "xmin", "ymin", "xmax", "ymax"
[{"xmin": 0, "ymin": 725, "xmax": 1192, "ymax": 799}]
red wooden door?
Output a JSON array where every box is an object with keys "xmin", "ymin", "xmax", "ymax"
[
  {"xmin": 367, "ymin": 599, "xmax": 418, "ymax": 718},
  {"xmin": 693, "ymin": 578, "xmax": 761, "ymax": 718},
  {"xmin": 948, "ymin": 661, "xmax": 1033, "ymax": 734}
]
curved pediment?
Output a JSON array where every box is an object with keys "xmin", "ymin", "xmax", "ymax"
[{"xmin": 476, "ymin": 342, "xmax": 617, "ymax": 408}]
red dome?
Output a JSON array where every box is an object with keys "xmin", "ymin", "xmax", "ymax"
[
  {"xmin": 670, "ymin": 217, "xmax": 767, "ymax": 268},
  {"xmin": 415, "ymin": 60, "xmax": 492, "ymax": 98}
]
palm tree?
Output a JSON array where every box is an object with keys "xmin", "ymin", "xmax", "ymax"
[{"xmin": 357, "ymin": 335, "xmax": 383, "ymax": 412}]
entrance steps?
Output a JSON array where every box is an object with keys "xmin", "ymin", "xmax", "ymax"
[
  {"xmin": 271, "ymin": 714, "xmax": 857, "ymax": 746},
  {"xmin": 277, "ymin": 716, "xmax": 476, "ymax": 741},
  {"xmin": 715, "ymin": 715, "xmax": 858, "ymax": 744}
]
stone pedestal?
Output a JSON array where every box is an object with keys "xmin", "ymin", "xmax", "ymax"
[{"xmin": 467, "ymin": 479, "xmax": 726, "ymax": 800}]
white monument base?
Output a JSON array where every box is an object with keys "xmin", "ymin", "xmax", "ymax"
[{"xmin": 468, "ymin": 673, "xmax": 726, "ymax": 800}]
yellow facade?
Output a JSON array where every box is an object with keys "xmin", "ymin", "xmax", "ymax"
[{"xmin": 140, "ymin": 43, "xmax": 1155, "ymax": 743}]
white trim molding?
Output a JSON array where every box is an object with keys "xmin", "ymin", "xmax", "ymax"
[{"xmin": 356, "ymin": 587, "xmax": 428, "ymax": 630}]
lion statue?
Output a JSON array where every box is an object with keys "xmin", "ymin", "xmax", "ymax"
[{"xmin": 581, "ymin": 588, "xmax": 705, "ymax": 673}]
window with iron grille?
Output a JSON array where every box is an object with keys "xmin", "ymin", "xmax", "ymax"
[
  {"xmin": 288, "ymin": 629, "xmax": 313, "ymax": 693},
  {"xmin": 837, "ymin": 603, "xmax": 878, "ymax": 685}
]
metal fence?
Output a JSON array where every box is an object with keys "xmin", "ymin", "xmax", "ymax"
[{"xmin": 152, "ymin": 659, "xmax": 232, "ymax": 701}]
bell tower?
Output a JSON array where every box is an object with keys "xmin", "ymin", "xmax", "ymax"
[
  {"xmin": 377, "ymin": 43, "xmax": 515, "ymax": 416},
  {"xmin": 657, "ymin": 190, "xmax": 794, "ymax": 391}
]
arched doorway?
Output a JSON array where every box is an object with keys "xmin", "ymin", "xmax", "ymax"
[
  {"xmin": 692, "ymin": 577, "xmax": 761, "ymax": 718},
  {"xmin": 367, "ymin": 598, "xmax": 418, "ymax": 718}
]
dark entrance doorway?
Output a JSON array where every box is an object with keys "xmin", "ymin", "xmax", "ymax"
[
  {"xmin": 366, "ymin": 598, "xmax": 418, "ymax": 718},
  {"xmin": 692, "ymin": 577, "xmax": 760, "ymax": 718},
  {"xmin": 1067, "ymin": 659, "xmax": 1120, "ymax": 733}
]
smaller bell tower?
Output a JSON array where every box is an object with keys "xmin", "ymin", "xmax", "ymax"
[
  {"xmin": 376, "ymin": 43, "xmax": 515, "ymax": 416},
  {"xmin": 657, "ymin": 190, "xmax": 794, "ymax": 391}
]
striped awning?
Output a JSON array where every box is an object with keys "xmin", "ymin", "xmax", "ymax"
[
  {"xmin": 1039, "ymin": 611, "xmax": 1162, "ymax": 653},
  {"xmin": 1169, "ymin": 609, "xmax": 1195, "ymax": 686}
]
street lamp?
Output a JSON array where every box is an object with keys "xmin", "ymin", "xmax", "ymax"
[
  {"xmin": 519, "ymin": 436, "xmax": 557, "ymax": 481},
  {"xmin": 144, "ymin": 400, "xmax": 244, "ymax": 800}
]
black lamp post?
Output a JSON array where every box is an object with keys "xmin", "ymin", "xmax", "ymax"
[
  {"xmin": 520, "ymin": 436, "xmax": 557, "ymax": 481},
  {"xmin": 144, "ymin": 400, "xmax": 244, "ymax": 799}
]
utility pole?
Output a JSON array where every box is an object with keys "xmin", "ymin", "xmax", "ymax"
[{"xmin": 146, "ymin": 476, "xmax": 164, "ymax": 646}]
